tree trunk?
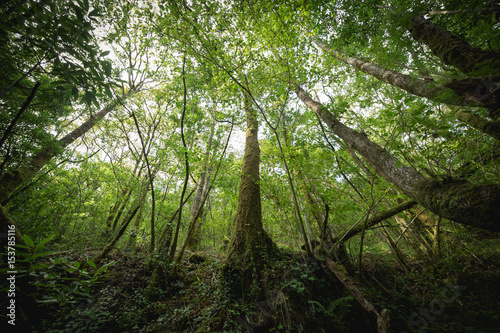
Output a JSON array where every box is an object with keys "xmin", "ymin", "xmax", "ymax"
[
  {"xmin": 1, "ymin": 203, "xmax": 28, "ymax": 248},
  {"xmin": 185, "ymin": 123, "xmax": 215, "ymax": 250},
  {"xmin": 409, "ymin": 16, "xmax": 500, "ymax": 75},
  {"xmin": 295, "ymin": 85, "xmax": 500, "ymax": 232},
  {"xmin": 0, "ymin": 91, "xmax": 132, "ymax": 201},
  {"xmin": 408, "ymin": 16, "xmax": 500, "ymax": 115},
  {"xmin": 95, "ymin": 204, "xmax": 141, "ymax": 261},
  {"xmin": 450, "ymin": 106, "xmax": 500, "ymax": 141},
  {"xmin": 146, "ymin": 188, "xmax": 195, "ymax": 299},
  {"xmin": 111, "ymin": 188, "xmax": 133, "ymax": 232},
  {"xmin": 332, "ymin": 200, "xmax": 418, "ymax": 243},
  {"xmin": 311, "ymin": 37, "xmax": 460, "ymax": 104},
  {"xmin": 227, "ymin": 93, "xmax": 275, "ymax": 261},
  {"xmin": 95, "ymin": 182, "xmax": 149, "ymax": 260},
  {"xmin": 186, "ymin": 164, "xmax": 212, "ymax": 250},
  {"xmin": 126, "ymin": 206, "xmax": 143, "ymax": 250},
  {"xmin": 325, "ymin": 258, "xmax": 390, "ymax": 333},
  {"xmin": 310, "ymin": 35, "xmax": 500, "ymax": 124},
  {"xmin": 0, "ymin": 81, "xmax": 41, "ymax": 151}
]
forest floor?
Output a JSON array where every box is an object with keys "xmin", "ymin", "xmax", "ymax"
[{"xmin": 14, "ymin": 236, "xmax": 500, "ymax": 333}]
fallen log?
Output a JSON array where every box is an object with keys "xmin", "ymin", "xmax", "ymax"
[{"xmin": 325, "ymin": 258, "xmax": 390, "ymax": 333}]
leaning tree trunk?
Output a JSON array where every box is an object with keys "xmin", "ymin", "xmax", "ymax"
[
  {"xmin": 408, "ymin": 16, "xmax": 500, "ymax": 116},
  {"xmin": 309, "ymin": 34, "xmax": 500, "ymax": 128},
  {"xmin": 409, "ymin": 15, "xmax": 500, "ymax": 75},
  {"xmin": 295, "ymin": 85, "xmax": 500, "ymax": 232},
  {"xmin": 0, "ymin": 91, "xmax": 132, "ymax": 202}
]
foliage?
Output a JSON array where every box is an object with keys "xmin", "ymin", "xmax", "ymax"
[{"xmin": 1, "ymin": 0, "xmax": 499, "ymax": 331}]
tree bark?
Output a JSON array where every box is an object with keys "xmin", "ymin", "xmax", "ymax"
[
  {"xmin": 296, "ymin": 85, "xmax": 500, "ymax": 232},
  {"xmin": 0, "ymin": 81, "xmax": 41, "ymax": 151},
  {"xmin": 227, "ymin": 92, "xmax": 275, "ymax": 262},
  {"xmin": 311, "ymin": 37, "xmax": 462, "ymax": 104},
  {"xmin": 1, "ymin": 203, "xmax": 28, "ymax": 248},
  {"xmin": 310, "ymin": 35, "xmax": 500, "ymax": 124},
  {"xmin": 325, "ymin": 258, "xmax": 390, "ymax": 333},
  {"xmin": 451, "ymin": 106, "xmax": 500, "ymax": 140},
  {"xmin": 0, "ymin": 91, "xmax": 132, "ymax": 201},
  {"xmin": 408, "ymin": 16, "xmax": 500, "ymax": 115},
  {"xmin": 409, "ymin": 16, "xmax": 500, "ymax": 75},
  {"xmin": 186, "ymin": 164, "xmax": 212, "ymax": 250}
]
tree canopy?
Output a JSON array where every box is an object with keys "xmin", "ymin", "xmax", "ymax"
[{"xmin": 1, "ymin": 1, "xmax": 499, "ymax": 332}]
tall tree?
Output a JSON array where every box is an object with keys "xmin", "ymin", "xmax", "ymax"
[
  {"xmin": 295, "ymin": 85, "xmax": 500, "ymax": 232},
  {"xmin": 224, "ymin": 89, "xmax": 276, "ymax": 297}
]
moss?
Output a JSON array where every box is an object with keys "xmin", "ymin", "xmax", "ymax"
[
  {"xmin": 409, "ymin": 16, "xmax": 500, "ymax": 75},
  {"xmin": 0, "ymin": 168, "xmax": 31, "ymax": 200},
  {"xmin": 415, "ymin": 179, "xmax": 500, "ymax": 232}
]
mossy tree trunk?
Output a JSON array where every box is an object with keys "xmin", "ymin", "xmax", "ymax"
[
  {"xmin": 296, "ymin": 85, "xmax": 500, "ymax": 232},
  {"xmin": 409, "ymin": 16, "xmax": 500, "ymax": 75},
  {"xmin": 408, "ymin": 16, "xmax": 500, "ymax": 116},
  {"xmin": 225, "ymin": 92, "xmax": 276, "ymax": 287}
]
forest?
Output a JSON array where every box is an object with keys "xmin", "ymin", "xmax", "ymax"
[{"xmin": 1, "ymin": 0, "xmax": 499, "ymax": 332}]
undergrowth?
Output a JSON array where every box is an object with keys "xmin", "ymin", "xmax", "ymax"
[{"xmin": 3, "ymin": 236, "xmax": 500, "ymax": 333}]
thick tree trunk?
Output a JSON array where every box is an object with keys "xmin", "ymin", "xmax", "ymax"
[
  {"xmin": 227, "ymin": 93, "xmax": 275, "ymax": 262},
  {"xmin": 408, "ymin": 16, "xmax": 500, "ymax": 115},
  {"xmin": 451, "ymin": 106, "xmax": 500, "ymax": 140},
  {"xmin": 296, "ymin": 85, "xmax": 500, "ymax": 232},
  {"xmin": 0, "ymin": 92, "xmax": 131, "ymax": 201},
  {"xmin": 409, "ymin": 16, "xmax": 500, "ymax": 75}
]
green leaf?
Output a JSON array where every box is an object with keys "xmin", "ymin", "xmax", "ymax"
[
  {"xmin": 34, "ymin": 234, "xmax": 56, "ymax": 252},
  {"xmin": 88, "ymin": 9, "xmax": 99, "ymax": 17},
  {"xmin": 74, "ymin": 5, "xmax": 84, "ymax": 23},
  {"xmin": 67, "ymin": 283, "xmax": 78, "ymax": 295},
  {"xmin": 32, "ymin": 251, "xmax": 55, "ymax": 259},
  {"xmin": 87, "ymin": 260, "xmax": 97, "ymax": 269},
  {"xmin": 23, "ymin": 235, "xmax": 35, "ymax": 248},
  {"xmin": 84, "ymin": 91, "xmax": 93, "ymax": 105}
]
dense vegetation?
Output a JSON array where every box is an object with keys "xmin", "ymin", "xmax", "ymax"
[{"xmin": 1, "ymin": 0, "xmax": 499, "ymax": 332}]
